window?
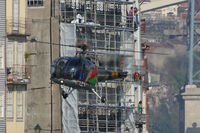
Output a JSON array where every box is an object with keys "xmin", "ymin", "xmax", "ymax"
[
  {"xmin": 0, "ymin": 45, "xmax": 4, "ymax": 69},
  {"xmin": 6, "ymin": 40, "xmax": 25, "ymax": 70},
  {"xmin": 6, "ymin": 87, "xmax": 14, "ymax": 120},
  {"xmin": 6, "ymin": 40, "xmax": 14, "ymax": 68},
  {"xmin": 17, "ymin": 42, "xmax": 24, "ymax": 79},
  {"xmin": 0, "ymin": 92, "xmax": 4, "ymax": 118},
  {"xmin": 27, "ymin": 0, "xmax": 44, "ymax": 7},
  {"xmin": 16, "ymin": 86, "xmax": 24, "ymax": 121},
  {"xmin": 17, "ymin": 42, "xmax": 23, "ymax": 65},
  {"xmin": 67, "ymin": 58, "xmax": 81, "ymax": 68},
  {"xmin": 13, "ymin": 0, "xmax": 19, "ymax": 31},
  {"xmin": 6, "ymin": 85, "xmax": 25, "ymax": 122}
]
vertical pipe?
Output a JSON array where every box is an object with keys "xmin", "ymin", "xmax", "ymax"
[
  {"xmin": 114, "ymin": 1, "xmax": 116, "ymax": 27},
  {"xmin": 4, "ymin": 0, "xmax": 7, "ymax": 131},
  {"xmin": 115, "ymin": 83, "xmax": 117, "ymax": 132},
  {"xmin": 146, "ymin": 91, "xmax": 148, "ymax": 131},
  {"xmin": 94, "ymin": 2, "xmax": 98, "ymax": 131},
  {"xmin": 134, "ymin": 1, "xmax": 142, "ymax": 133},
  {"xmin": 188, "ymin": 0, "xmax": 194, "ymax": 85},
  {"xmin": 135, "ymin": 0, "xmax": 142, "ymax": 102},
  {"xmin": 58, "ymin": 1, "xmax": 62, "ymax": 131},
  {"xmin": 141, "ymin": 76, "xmax": 143, "ymax": 102},
  {"xmin": 84, "ymin": 0, "xmax": 86, "ymax": 23},
  {"xmin": 114, "ymin": 2, "xmax": 117, "ymax": 71},
  {"xmin": 94, "ymin": 1, "xmax": 97, "ymax": 48},
  {"xmin": 106, "ymin": 108, "xmax": 108, "ymax": 132},
  {"xmin": 96, "ymin": 106, "xmax": 99, "ymax": 131},
  {"xmin": 50, "ymin": 0, "xmax": 53, "ymax": 132},
  {"xmin": 104, "ymin": 0, "xmax": 106, "ymax": 27},
  {"xmin": 87, "ymin": 91, "xmax": 89, "ymax": 131}
]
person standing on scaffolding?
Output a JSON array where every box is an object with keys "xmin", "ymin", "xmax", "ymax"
[
  {"xmin": 138, "ymin": 101, "xmax": 143, "ymax": 114},
  {"xmin": 127, "ymin": 6, "xmax": 133, "ymax": 27},
  {"xmin": 134, "ymin": 7, "xmax": 140, "ymax": 31}
]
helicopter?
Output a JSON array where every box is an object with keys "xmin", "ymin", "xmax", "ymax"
[
  {"xmin": 50, "ymin": 42, "xmax": 167, "ymax": 101},
  {"xmin": 50, "ymin": 43, "xmax": 129, "ymax": 102}
]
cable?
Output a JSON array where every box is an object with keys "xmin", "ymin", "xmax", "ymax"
[
  {"xmin": 123, "ymin": 75, "xmax": 133, "ymax": 93},
  {"xmin": 26, "ymin": 39, "xmax": 168, "ymax": 55}
]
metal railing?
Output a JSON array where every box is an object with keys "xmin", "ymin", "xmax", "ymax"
[
  {"xmin": 7, "ymin": 64, "xmax": 31, "ymax": 84},
  {"xmin": 6, "ymin": 18, "xmax": 31, "ymax": 36}
]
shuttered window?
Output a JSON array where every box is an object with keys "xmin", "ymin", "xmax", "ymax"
[
  {"xmin": 6, "ymin": 41, "xmax": 14, "ymax": 68},
  {"xmin": 0, "ymin": 45, "xmax": 3, "ymax": 69},
  {"xmin": 0, "ymin": 92, "xmax": 4, "ymax": 118},
  {"xmin": 6, "ymin": 86, "xmax": 14, "ymax": 120},
  {"xmin": 16, "ymin": 86, "xmax": 24, "ymax": 121},
  {"xmin": 17, "ymin": 42, "xmax": 24, "ymax": 79},
  {"xmin": 13, "ymin": 0, "xmax": 19, "ymax": 31},
  {"xmin": 17, "ymin": 42, "xmax": 23, "ymax": 66}
]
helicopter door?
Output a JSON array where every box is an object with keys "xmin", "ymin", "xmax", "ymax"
[
  {"xmin": 82, "ymin": 59, "xmax": 95, "ymax": 82},
  {"xmin": 65, "ymin": 58, "xmax": 82, "ymax": 79},
  {"xmin": 79, "ymin": 62, "xmax": 85, "ymax": 81}
]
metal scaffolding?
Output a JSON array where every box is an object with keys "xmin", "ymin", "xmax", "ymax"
[{"xmin": 59, "ymin": 0, "xmax": 143, "ymax": 132}]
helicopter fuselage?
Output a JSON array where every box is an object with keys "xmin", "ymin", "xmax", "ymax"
[{"xmin": 51, "ymin": 56, "xmax": 128, "ymax": 86}]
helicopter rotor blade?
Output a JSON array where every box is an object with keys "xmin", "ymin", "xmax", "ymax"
[
  {"xmin": 28, "ymin": 39, "xmax": 168, "ymax": 56},
  {"xmin": 91, "ymin": 46, "xmax": 168, "ymax": 55}
]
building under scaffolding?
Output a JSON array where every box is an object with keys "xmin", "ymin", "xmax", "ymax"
[{"xmin": 60, "ymin": 0, "xmax": 145, "ymax": 132}]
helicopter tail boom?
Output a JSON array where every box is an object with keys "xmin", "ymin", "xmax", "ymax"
[{"xmin": 97, "ymin": 69, "xmax": 128, "ymax": 81}]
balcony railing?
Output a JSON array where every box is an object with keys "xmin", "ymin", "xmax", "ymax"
[
  {"xmin": 7, "ymin": 65, "xmax": 31, "ymax": 84},
  {"xmin": 134, "ymin": 113, "xmax": 146, "ymax": 128},
  {"xmin": 6, "ymin": 18, "xmax": 31, "ymax": 37}
]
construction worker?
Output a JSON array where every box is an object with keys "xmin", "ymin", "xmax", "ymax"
[
  {"xmin": 134, "ymin": 7, "xmax": 139, "ymax": 31},
  {"xmin": 127, "ymin": 7, "xmax": 133, "ymax": 27},
  {"xmin": 138, "ymin": 101, "xmax": 143, "ymax": 114}
]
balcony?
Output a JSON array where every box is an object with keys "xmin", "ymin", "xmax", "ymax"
[
  {"xmin": 7, "ymin": 65, "xmax": 31, "ymax": 84},
  {"xmin": 6, "ymin": 18, "xmax": 31, "ymax": 38}
]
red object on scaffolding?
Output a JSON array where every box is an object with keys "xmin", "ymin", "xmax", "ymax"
[
  {"xmin": 141, "ymin": 19, "xmax": 146, "ymax": 33},
  {"xmin": 7, "ymin": 78, "xmax": 13, "ymax": 82},
  {"xmin": 6, "ymin": 65, "xmax": 31, "ymax": 83}
]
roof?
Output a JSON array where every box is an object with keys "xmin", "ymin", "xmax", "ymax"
[
  {"xmin": 167, "ymin": 38, "xmax": 185, "ymax": 45},
  {"xmin": 145, "ymin": 42, "xmax": 173, "ymax": 48},
  {"xmin": 179, "ymin": 3, "xmax": 188, "ymax": 8}
]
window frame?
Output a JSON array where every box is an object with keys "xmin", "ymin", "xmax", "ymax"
[
  {"xmin": 0, "ymin": 45, "xmax": 4, "ymax": 69},
  {"xmin": 27, "ymin": 0, "xmax": 44, "ymax": 7},
  {"xmin": 6, "ymin": 86, "xmax": 14, "ymax": 121},
  {"xmin": 0, "ymin": 92, "xmax": 5, "ymax": 119},
  {"xmin": 6, "ymin": 40, "xmax": 14, "ymax": 68},
  {"xmin": 16, "ymin": 86, "xmax": 24, "ymax": 121}
]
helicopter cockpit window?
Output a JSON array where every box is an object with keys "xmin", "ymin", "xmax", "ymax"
[
  {"xmin": 58, "ymin": 59, "xmax": 68, "ymax": 69},
  {"xmin": 66, "ymin": 58, "xmax": 82, "ymax": 68}
]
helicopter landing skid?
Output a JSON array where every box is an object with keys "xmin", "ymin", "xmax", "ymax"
[
  {"xmin": 91, "ymin": 88, "xmax": 106, "ymax": 103},
  {"xmin": 61, "ymin": 87, "xmax": 74, "ymax": 99}
]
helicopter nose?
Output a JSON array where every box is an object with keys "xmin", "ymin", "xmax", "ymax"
[
  {"xmin": 50, "ymin": 65, "xmax": 56, "ymax": 77},
  {"xmin": 51, "ymin": 58, "xmax": 60, "ymax": 77}
]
